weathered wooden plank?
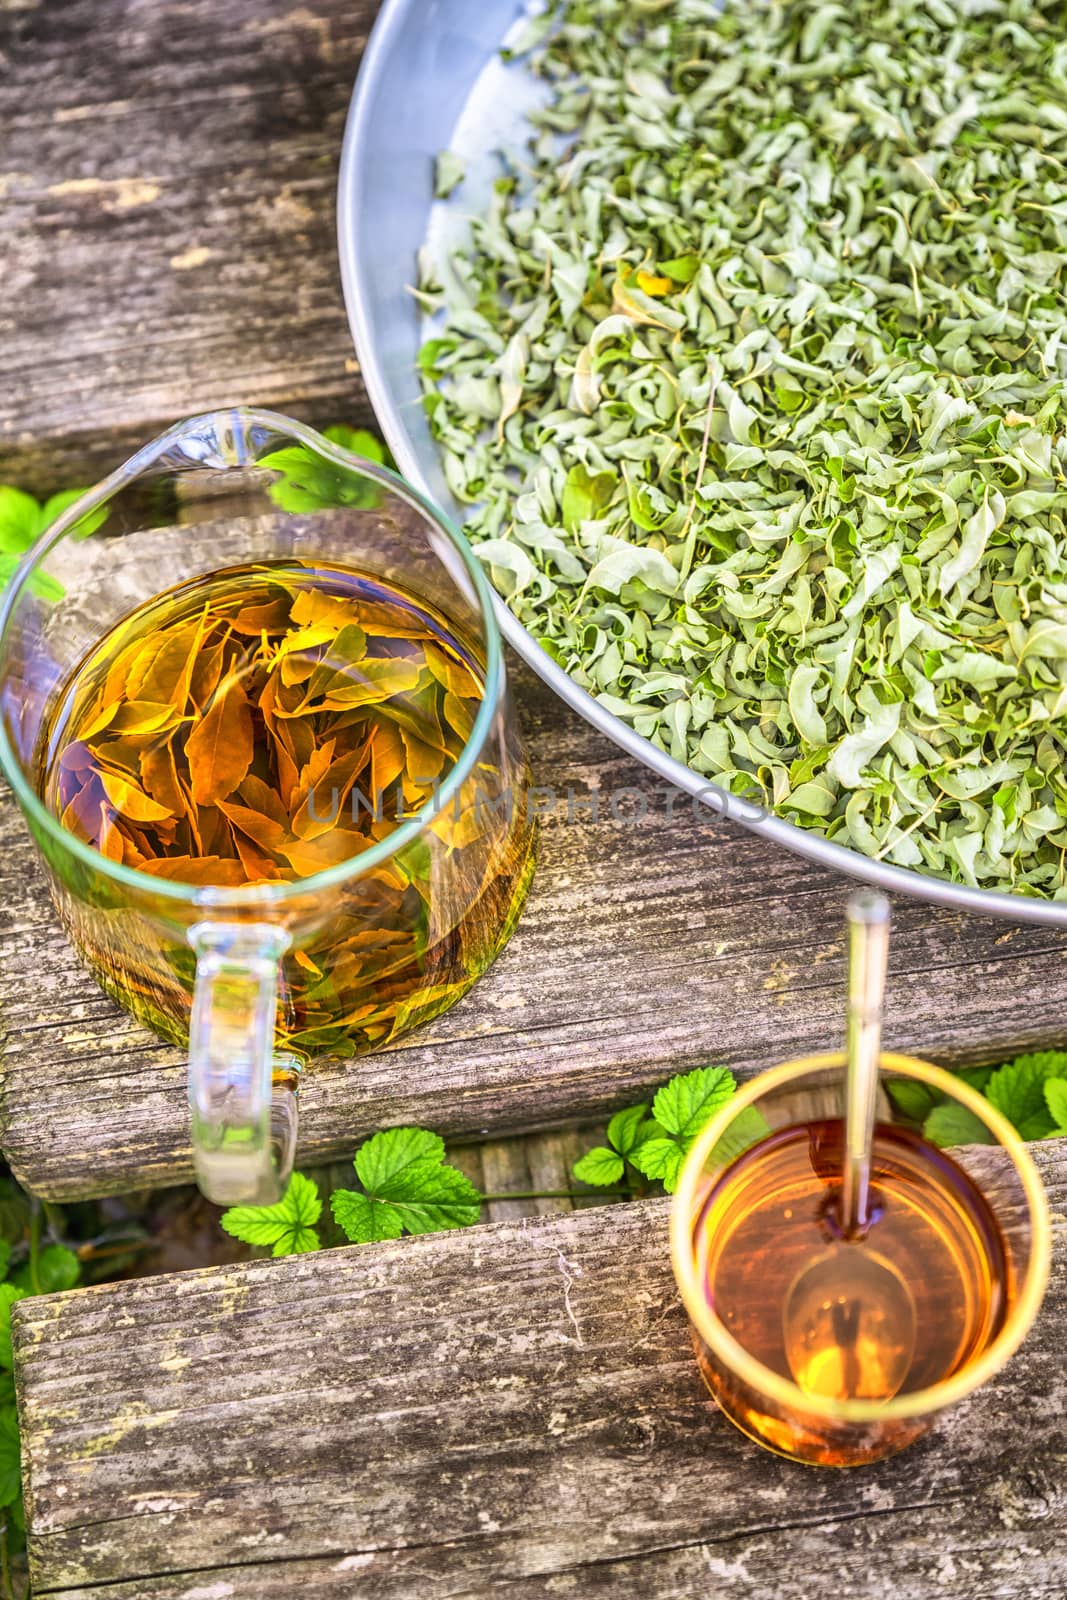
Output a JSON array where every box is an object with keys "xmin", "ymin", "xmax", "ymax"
[
  {"xmin": 3, "ymin": 659, "xmax": 1067, "ymax": 1200},
  {"xmin": 0, "ymin": 0, "xmax": 380, "ymax": 493},
  {"xmin": 524, "ymin": 1127, "xmax": 588, "ymax": 1216},
  {"xmin": 14, "ymin": 1141, "xmax": 1067, "ymax": 1599}
]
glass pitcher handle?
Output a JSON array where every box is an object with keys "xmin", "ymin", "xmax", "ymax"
[{"xmin": 188, "ymin": 921, "xmax": 298, "ymax": 1206}]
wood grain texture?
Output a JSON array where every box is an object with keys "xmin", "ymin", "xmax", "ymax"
[
  {"xmin": 0, "ymin": 0, "xmax": 380, "ymax": 493},
  {"xmin": 3, "ymin": 659, "xmax": 1067, "ymax": 1200},
  {"xmin": 14, "ymin": 1140, "xmax": 1067, "ymax": 1599}
]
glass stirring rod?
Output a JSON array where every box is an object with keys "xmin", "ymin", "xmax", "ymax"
[
  {"xmin": 783, "ymin": 887, "xmax": 917, "ymax": 1401},
  {"xmin": 842, "ymin": 889, "xmax": 892, "ymax": 1236}
]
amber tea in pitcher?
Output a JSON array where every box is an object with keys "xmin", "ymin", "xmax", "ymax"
[
  {"xmin": 0, "ymin": 410, "xmax": 535, "ymax": 1205},
  {"xmin": 37, "ymin": 558, "xmax": 535, "ymax": 1058}
]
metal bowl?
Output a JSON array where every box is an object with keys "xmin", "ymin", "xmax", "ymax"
[{"xmin": 337, "ymin": 0, "xmax": 1065, "ymax": 927}]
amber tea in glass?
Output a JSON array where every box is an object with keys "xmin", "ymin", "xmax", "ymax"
[
  {"xmin": 671, "ymin": 1054, "xmax": 1049, "ymax": 1466},
  {"xmin": 0, "ymin": 411, "xmax": 536, "ymax": 1205}
]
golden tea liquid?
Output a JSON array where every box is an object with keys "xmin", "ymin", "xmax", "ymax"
[
  {"xmin": 36, "ymin": 560, "xmax": 535, "ymax": 1056},
  {"xmin": 693, "ymin": 1121, "xmax": 1010, "ymax": 1463}
]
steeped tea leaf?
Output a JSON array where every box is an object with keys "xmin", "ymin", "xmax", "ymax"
[
  {"xmin": 97, "ymin": 769, "xmax": 174, "ymax": 824},
  {"xmin": 185, "ymin": 675, "xmax": 254, "ymax": 805}
]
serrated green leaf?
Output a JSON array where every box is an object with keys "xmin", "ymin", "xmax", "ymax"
[
  {"xmin": 373, "ymin": 1160, "xmax": 482, "ymax": 1233},
  {"xmin": 924, "ymin": 1104, "xmax": 995, "ymax": 1149},
  {"xmin": 0, "ymin": 1183, "xmax": 29, "ymax": 1249},
  {"xmin": 0, "ymin": 1406, "xmax": 20, "ymax": 1510},
  {"xmin": 354, "ymin": 1127, "xmax": 446, "ymax": 1193},
  {"xmin": 40, "ymin": 488, "xmax": 107, "ymax": 541},
  {"xmin": 0, "ymin": 1285, "xmax": 29, "ymax": 1369},
  {"xmin": 572, "ymin": 1147, "xmax": 625, "ymax": 1187},
  {"xmin": 220, "ymin": 1172, "xmax": 321, "ymax": 1257},
  {"xmin": 323, "ymin": 424, "xmax": 391, "ymax": 467},
  {"xmin": 985, "ymin": 1054, "xmax": 1066, "ymax": 1140},
  {"xmin": 652, "ymin": 1067, "xmax": 736, "ymax": 1143},
  {"xmin": 342, "ymin": 1128, "xmax": 483, "ymax": 1240},
  {"xmin": 885, "ymin": 1079, "xmax": 940, "ymax": 1122},
  {"xmin": 331, "ymin": 1189, "xmax": 405, "ymax": 1245},
  {"xmin": 334, "ymin": 1163, "xmax": 480, "ymax": 1241},
  {"xmin": 261, "ymin": 435, "xmax": 386, "ymax": 514},
  {"xmin": 955, "ymin": 1065, "xmax": 995, "ymax": 1095},
  {"xmin": 1044, "ymin": 1078, "xmax": 1067, "ymax": 1132},
  {"xmin": 630, "ymin": 1137, "xmax": 685, "ymax": 1193},
  {"xmin": 606, "ymin": 1103, "xmax": 652, "ymax": 1158}
]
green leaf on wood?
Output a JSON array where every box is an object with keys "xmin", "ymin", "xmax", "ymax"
[
  {"xmin": 332, "ymin": 1127, "xmax": 482, "ymax": 1243},
  {"xmin": 0, "ymin": 1285, "xmax": 29, "ymax": 1370},
  {"xmin": 923, "ymin": 1104, "xmax": 995, "ymax": 1150},
  {"xmin": 709, "ymin": 1105, "xmax": 772, "ymax": 1166},
  {"xmin": 885, "ymin": 1079, "xmax": 940, "ymax": 1123},
  {"xmin": 1044, "ymin": 1078, "xmax": 1067, "ymax": 1133},
  {"xmin": 32, "ymin": 1245, "xmax": 81, "ymax": 1295},
  {"xmin": 985, "ymin": 1053, "xmax": 1067, "ymax": 1140},
  {"xmin": 220, "ymin": 1172, "xmax": 322, "ymax": 1257},
  {"xmin": 653, "ymin": 1067, "xmax": 736, "ymax": 1142},
  {"xmin": 629, "ymin": 1137, "xmax": 686, "ymax": 1193},
  {"xmin": 571, "ymin": 1147, "xmax": 626, "ymax": 1187},
  {"xmin": 605, "ymin": 1103, "xmax": 660, "ymax": 1158},
  {"xmin": 0, "ymin": 1406, "xmax": 20, "ymax": 1509}
]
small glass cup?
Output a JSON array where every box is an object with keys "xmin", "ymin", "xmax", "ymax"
[
  {"xmin": 0, "ymin": 409, "xmax": 536, "ymax": 1205},
  {"xmin": 671, "ymin": 1052, "xmax": 1050, "ymax": 1466}
]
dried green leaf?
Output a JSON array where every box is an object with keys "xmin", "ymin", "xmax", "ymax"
[{"xmin": 421, "ymin": 0, "xmax": 1067, "ymax": 899}]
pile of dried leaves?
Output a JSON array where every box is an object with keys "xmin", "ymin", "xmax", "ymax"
[{"xmin": 422, "ymin": 0, "xmax": 1067, "ymax": 897}]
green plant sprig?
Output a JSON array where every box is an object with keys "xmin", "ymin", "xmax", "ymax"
[
  {"xmin": 221, "ymin": 1047, "xmax": 1067, "ymax": 1260},
  {"xmin": 890, "ymin": 1050, "xmax": 1067, "ymax": 1146}
]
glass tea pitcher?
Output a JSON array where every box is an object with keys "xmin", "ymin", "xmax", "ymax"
[{"xmin": 0, "ymin": 410, "xmax": 536, "ymax": 1204}]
